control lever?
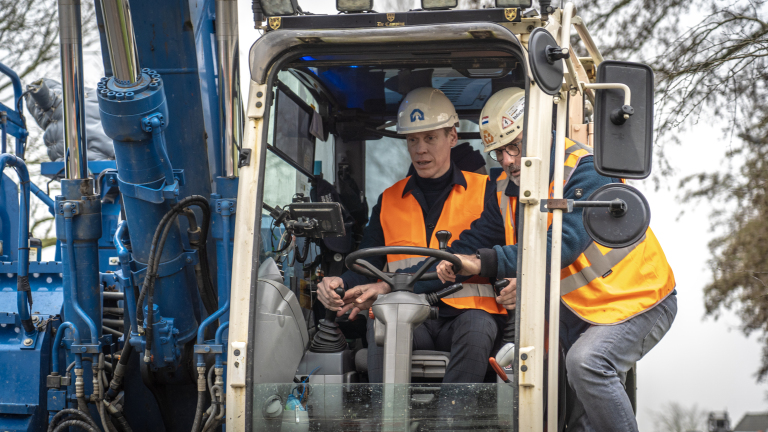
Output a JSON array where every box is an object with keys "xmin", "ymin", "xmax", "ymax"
[
  {"xmin": 494, "ymin": 279, "xmax": 516, "ymax": 345},
  {"xmin": 435, "ymin": 230, "xmax": 452, "ymax": 251},
  {"xmin": 325, "ymin": 287, "xmax": 345, "ymax": 323},
  {"xmin": 310, "ymin": 287, "xmax": 347, "ymax": 353},
  {"xmin": 425, "ymin": 283, "xmax": 463, "ymax": 306}
]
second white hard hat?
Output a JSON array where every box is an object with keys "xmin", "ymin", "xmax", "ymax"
[
  {"xmin": 396, "ymin": 87, "xmax": 459, "ymax": 135},
  {"xmin": 479, "ymin": 87, "xmax": 526, "ymax": 153}
]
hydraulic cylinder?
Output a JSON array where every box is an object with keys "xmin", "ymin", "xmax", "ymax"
[{"xmin": 97, "ymin": 71, "xmax": 199, "ymax": 370}]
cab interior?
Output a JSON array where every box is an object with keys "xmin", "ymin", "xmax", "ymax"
[{"xmin": 251, "ymin": 40, "xmax": 530, "ymax": 429}]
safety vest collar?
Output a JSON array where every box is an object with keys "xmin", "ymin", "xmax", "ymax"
[{"xmin": 400, "ymin": 162, "xmax": 468, "ymax": 198}]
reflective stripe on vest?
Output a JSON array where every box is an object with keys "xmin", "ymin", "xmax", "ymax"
[
  {"xmin": 381, "ymin": 171, "xmax": 506, "ymax": 315},
  {"xmin": 496, "ymin": 172, "xmax": 518, "ymax": 246},
  {"xmin": 499, "ymin": 138, "xmax": 676, "ymax": 324}
]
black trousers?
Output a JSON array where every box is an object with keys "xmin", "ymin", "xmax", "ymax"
[{"xmin": 366, "ymin": 309, "xmax": 505, "ymax": 383}]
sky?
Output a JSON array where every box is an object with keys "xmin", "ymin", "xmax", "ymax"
[
  {"xmin": 25, "ymin": 0, "xmax": 766, "ymax": 429},
  {"xmin": 233, "ymin": 1, "xmax": 768, "ymax": 429}
]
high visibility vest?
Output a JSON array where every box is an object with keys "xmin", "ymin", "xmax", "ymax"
[
  {"xmin": 498, "ymin": 138, "xmax": 676, "ymax": 324},
  {"xmin": 380, "ymin": 171, "xmax": 507, "ymax": 315}
]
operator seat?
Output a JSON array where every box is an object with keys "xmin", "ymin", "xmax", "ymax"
[{"xmin": 354, "ymin": 348, "xmax": 451, "ymax": 380}]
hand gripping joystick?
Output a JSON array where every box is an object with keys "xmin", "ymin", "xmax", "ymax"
[
  {"xmin": 494, "ymin": 279, "xmax": 516, "ymax": 344},
  {"xmin": 310, "ymin": 287, "xmax": 347, "ymax": 353}
]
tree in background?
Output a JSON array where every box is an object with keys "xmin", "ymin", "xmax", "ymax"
[
  {"xmin": 651, "ymin": 402, "xmax": 707, "ymax": 432},
  {"xmin": 0, "ymin": 0, "xmax": 98, "ymax": 247}
]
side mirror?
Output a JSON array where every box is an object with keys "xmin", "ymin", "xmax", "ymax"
[{"xmin": 593, "ymin": 61, "xmax": 654, "ymax": 179}]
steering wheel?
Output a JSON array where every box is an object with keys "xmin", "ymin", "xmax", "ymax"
[{"xmin": 344, "ymin": 231, "xmax": 463, "ymax": 292}]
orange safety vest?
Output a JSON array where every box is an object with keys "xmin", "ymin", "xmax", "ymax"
[
  {"xmin": 380, "ymin": 171, "xmax": 507, "ymax": 315},
  {"xmin": 499, "ymin": 138, "xmax": 676, "ymax": 324}
]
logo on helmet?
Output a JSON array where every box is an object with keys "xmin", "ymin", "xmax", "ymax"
[
  {"xmin": 482, "ymin": 130, "xmax": 494, "ymax": 145},
  {"xmin": 410, "ymin": 109, "xmax": 425, "ymax": 122}
]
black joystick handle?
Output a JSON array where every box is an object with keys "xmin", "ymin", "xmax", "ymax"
[
  {"xmin": 494, "ymin": 279, "xmax": 516, "ymax": 344},
  {"xmin": 435, "ymin": 230, "xmax": 452, "ymax": 251},
  {"xmin": 426, "ymin": 283, "xmax": 464, "ymax": 306},
  {"xmin": 325, "ymin": 287, "xmax": 345, "ymax": 323},
  {"xmin": 312, "ymin": 287, "xmax": 348, "ymax": 353},
  {"xmin": 494, "ymin": 279, "xmax": 510, "ymax": 296}
]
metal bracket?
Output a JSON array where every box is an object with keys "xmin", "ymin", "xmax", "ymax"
[
  {"xmin": 238, "ymin": 148, "xmax": 252, "ymax": 168},
  {"xmin": 194, "ymin": 344, "xmax": 224, "ymax": 354},
  {"xmin": 519, "ymin": 346, "xmax": 535, "ymax": 387},
  {"xmin": 540, "ymin": 198, "xmax": 627, "ymax": 216},
  {"xmin": 214, "ymin": 199, "xmax": 237, "ymax": 215},
  {"xmin": 117, "ymin": 169, "xmax": 185, "ymax": 204},
  {"xmin": 56, "ymin": 201, "xmax": 81, "ymax": 216},
  {"xmin": 131, "ymin": 250, "xmax": 199, "ymax": 286},
  {"xmin": 540, "ymin": 199, "xmax": 574, "ymax": 213},
  {"xmin": 69, "ymin": 344, "xmax": 102, "ymax": 354}
]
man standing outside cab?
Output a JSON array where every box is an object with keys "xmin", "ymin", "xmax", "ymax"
[
  {"xmin": 435, "ymin": 87, "xmax": 678, "ymax": 431},
  {"xmin": 316, "ymin": 87, "xmax": 515, "ymax": 384}
]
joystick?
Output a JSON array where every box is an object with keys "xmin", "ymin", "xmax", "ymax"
[{"xmin": 309, "ymin": 287, "xmax": 348, "ymax": 353}]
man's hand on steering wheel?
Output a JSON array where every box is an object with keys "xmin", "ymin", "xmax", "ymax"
[
  {"xmin": 436, "ymin": 253, "xmax": 482, "ymax": 283},
  {"xmin": 339, "ymin": 281, "xmax": 391, "ymax": 319}
]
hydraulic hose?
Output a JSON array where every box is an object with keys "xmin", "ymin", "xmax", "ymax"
[
  {"xmin": 52, "ymin": 420, "xmax": 99, "ymax": 432},
  {"xmin": 63, "ymin": 205, "xmax": 100, "ymax": 344},
  {"xmin": 0, "ymin": 154, "xmax": 35, "ymax": 335},
  {"xmin": 135, "ymin": 196, "xmax": 211, "ymax": 362},
  {"xmin": 184, "ymin": 209, "xmax": 217, "ymax": 315},
  {"xmin": 191, "ymin": 366, "xmax": 207, "ymax": 432},
  {"xmin": 106, "ymin": 332, "xmax": 132, "ymax": 400},
  {"xmin": 52, "ymin": 322, "xmax": 82, "ymax": 373},
  {"xmin": 47, "ymin": 409, "xmax": 100, "ymax": 432}
]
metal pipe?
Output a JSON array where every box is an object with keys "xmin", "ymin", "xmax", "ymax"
[
  {"xmin": 572, "ymin": 17, "xmax": 604, "ymax": 66},
  {"xmin": 196, "ymin": 210, "xmax": 232, "ymax": 366},
  {"xmin": 58, "ymin": 0, "xmax": 88, "ymax": 180},
  {"xmin": 214, "ymin": 322, "xmax": 229, "ymax": 367},
  {"xmin": 30, "ymin": 182, "xmax": 55, "ymax": 215},
  {"xmin": 0, "ymin": 154, "xmax": 35, "ymax": 336},
  {"xmin": 99, "ymin": 0, "xmax": 141, "ymax": 86},
  {"xmin": 217, "ymin": 0, "xmax": 244, "ymax": 177},
  {"xmin": 52, "ymin": 322, "xmax": 82, "ymax": 373}
]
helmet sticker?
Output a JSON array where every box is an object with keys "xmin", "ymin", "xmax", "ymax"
[
  {"xmin": 502, "ymin": 116, "xmax": 513, "ymax": 129},
  {"xmin": 482, "ymin": 130, "xmax": 495, "ymax": 145},
  {"xmin": 506, "ymin": 99, "xmax": 525, "ymax": 122},
  {"xmin": 410, "ymin": 109, "xmax": 425, "ymax": 122},
  {"xmin": 481, "ymin": 116, "xmax": 490, "ymax": 125}
]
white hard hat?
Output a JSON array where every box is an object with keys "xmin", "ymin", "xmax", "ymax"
[
  {"xmin": 396, "ymin": 87, "xmax": 459, "ymax": 135},
  {"xmin": 479, "ymin": 87, "xmax": 526, "ymax": 153}
]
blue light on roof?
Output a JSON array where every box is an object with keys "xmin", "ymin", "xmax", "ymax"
[
  {"xmin": 301, "ymin": 56, "xmax": 316, "ymax": 61},
  {"xmin": 349, "ymin": 65, "xmax": 358, "ymax": 68}
]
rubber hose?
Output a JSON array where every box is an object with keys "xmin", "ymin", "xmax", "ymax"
[
  {"xmin": 191, "ymin": 384, "xmax": 206, "ymax": 432},
  {"xmin": 47, "ymin": 409, "xmax": 99, "ymax": 432},
  {"xmin": 108, "ymin": 408, "xmax": 134, "ymax": 432},
  {"xmin": 106, "ymin": 333, "xmax": 132, "ymax": 400},
  {"xmin": 135, "ymin": 197, "xmax": 210, "ymax": 357},
  {"xmin": 52, "ymin": 419, "xmax": 99, "ymax": 432}
]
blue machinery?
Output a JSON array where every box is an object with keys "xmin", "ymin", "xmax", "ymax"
[{"xmin": 0, "ymin": 0, "xmax": 238, "ymax": 429}]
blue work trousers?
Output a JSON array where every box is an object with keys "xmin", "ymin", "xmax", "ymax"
[{"xmin": 561, "ymin": 294, "xmax": 677, "ymax": 431}]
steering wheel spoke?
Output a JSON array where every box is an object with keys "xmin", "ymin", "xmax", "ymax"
[
  {"xmin": 407, "ymin": 257, "xmax": 438, "ymax": 288},
  {"xmin": 353, "ymin": 259, "xmax": 393, "ymax": 285}
]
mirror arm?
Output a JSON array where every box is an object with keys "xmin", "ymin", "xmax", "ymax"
[
  {"xmin": 572, "ymin": 16, "xmax": 604, "ymax": 65},
  {"xmin": 581, "ymin": 82, "xmax": 631, "ymax": 107}
]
